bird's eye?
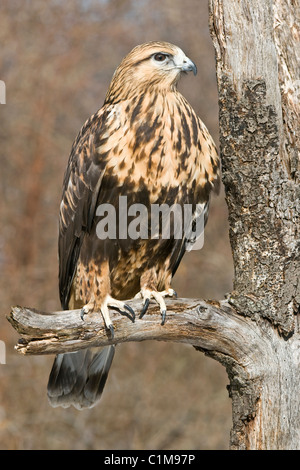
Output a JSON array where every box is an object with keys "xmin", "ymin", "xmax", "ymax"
[{"xmin": 153, "ymin": 53, "xmax": 168, "ymax": 62}]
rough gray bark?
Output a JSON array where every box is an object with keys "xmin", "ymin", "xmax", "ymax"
[
  {"xmin": 209, "ymin": 0, "xmax": 299, "ymax": 334},
  {"xmin": 208, "ymin": 0, "xmax": 300, "ymax": 449},
  {"xmin": 7, "ymin": 0, "xmax": 300, "ymax": 450}
]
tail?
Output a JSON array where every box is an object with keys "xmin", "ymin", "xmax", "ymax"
[{"xmin": 47, "ymin": 346, "xmax": 115, "ymax": 409}]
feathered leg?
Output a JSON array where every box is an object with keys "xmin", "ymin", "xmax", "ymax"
[
  {"xmin": 76, "ymin": 259, "xmax": 135, "ymax": 337},
  {"xmin": 135, "ymin": 268, "xmax": 177, "ymax": 325}
]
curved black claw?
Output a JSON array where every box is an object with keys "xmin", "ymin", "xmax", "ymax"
[
  {"xmin": 139, "ymin": 298, "xmax": 150, "ymax": 319},
  {"xmin": 124, "ymin": 304, "xmax": 135, "ymax": 322},
  {"xmin": 173, "ymin": 290, "xmax": 178, "ymax": 299},
  {"xmin": 108, "ymin": 324, "xmax": 115, "ymax": 339},
  {"xmin": 80, "ymin": 308, "xmax": 86, "ymax": 321},
  {"xmin": 115, "ymin": 304, "xmax": 135, "ymax": 323},
  {"xmin": 161, "ymin": 310, "xmax": 167, "ymax": 326}
]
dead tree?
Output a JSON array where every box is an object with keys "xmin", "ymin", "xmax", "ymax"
[
  {"xmin": 208, "ymin": 0, "xmax": 300, "ymax": 449},
  {"xmin": 8, "ymin": 0, "xmax": 299, "ymax": 450}
]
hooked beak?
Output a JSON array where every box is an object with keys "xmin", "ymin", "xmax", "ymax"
[{"xmin": 181, "ymin": 57, "xmax": 197, "ymax": 76}]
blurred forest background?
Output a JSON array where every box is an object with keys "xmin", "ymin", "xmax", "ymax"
[{"xmin": 0, "ymin": 0, "xmax": 234, "ymax": 450}]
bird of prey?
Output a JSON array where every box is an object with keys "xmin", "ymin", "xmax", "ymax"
[{"xmin": 47, "ymin": 41, "xmax": 220, "ymax": 409}]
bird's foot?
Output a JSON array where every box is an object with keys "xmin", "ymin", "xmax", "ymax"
[
  {"xmin": 135, "ymin": 288, "xmax": 177, "ymax": 325},
  {"xmin": 80, "ymin": 295, "xmax": 135, "ymax": 338}
]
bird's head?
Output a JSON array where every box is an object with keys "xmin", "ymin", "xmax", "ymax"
[{"xmin": 105, "ymin": 42, "xmax": 197, "ymax": 104}]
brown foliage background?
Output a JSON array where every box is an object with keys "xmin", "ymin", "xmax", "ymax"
[{"xmin": 0, "ymin": 0, "xmax": 233, "ymax": 449}]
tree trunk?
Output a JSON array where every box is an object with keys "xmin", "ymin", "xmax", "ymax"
[{"xmin": 208, "ymin": 0, "xmax": 300, "ymax": 449}]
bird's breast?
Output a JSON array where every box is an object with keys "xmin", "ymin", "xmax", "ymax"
[{"xmin": 95, "ymin": 94, "xmax": 218, "ymax": 203}]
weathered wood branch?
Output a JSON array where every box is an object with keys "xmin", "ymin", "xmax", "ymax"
[{"xmin": 9, "ymin": 297, "xmax": 243, "ymax": 357}]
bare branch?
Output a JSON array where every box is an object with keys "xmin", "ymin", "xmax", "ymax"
[{"xmin": 8, "ymin": 298, "xmax": 256, "ymax": 363}]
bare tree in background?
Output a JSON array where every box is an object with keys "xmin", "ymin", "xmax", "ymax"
[{"xmin": 7, "ymin": 0, "xmax": 299, "ymax": 450}]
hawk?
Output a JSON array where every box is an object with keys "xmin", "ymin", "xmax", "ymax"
[{"xmin": 47, "ymin": 42, "xmax": 220, "ymax": 409}]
